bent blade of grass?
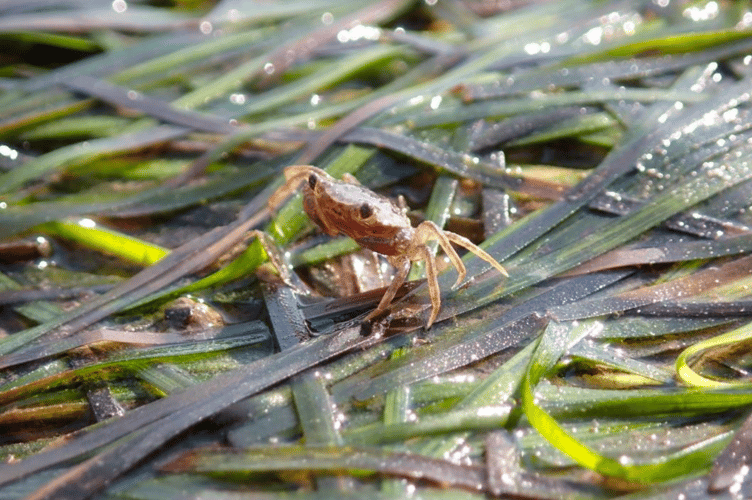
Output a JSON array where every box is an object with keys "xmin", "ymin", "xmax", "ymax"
[
  {"xmin": 522, "ymin": 320, "xmax": 745, "ymax": 483},
  {"xmin": 540, "ymin": 383, "xmax": 752, "ymax": 419},
  {"xmin": 568, "ymin": 340, "xmax": 673, "ymax": 384},
  {"xmin": 676, "ymin": 320, "xmax": 752, "ymax": 389}
]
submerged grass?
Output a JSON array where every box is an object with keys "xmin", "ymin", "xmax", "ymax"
[{"xmin": 2, "ymin": 1, "xmax": 752, "ymax": 499}]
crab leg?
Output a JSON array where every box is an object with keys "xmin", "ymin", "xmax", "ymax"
[
  {"xmin": 442, "ymin": 232, "xmax": 509, "ymax": 278},
  {"xmin": 420, "ymin": 245, "xmax": 442, "ymax": 328},
  {"xmin": 415, "ymin": 221, "xmax": 467, "ymax": 289},
  {"xmin": 364, "ymin": 255, "xmax": 411, "ymax": 323},
  {"xmin": 267, "ymin": 165, "xmax": 320, "ymax": 210}
]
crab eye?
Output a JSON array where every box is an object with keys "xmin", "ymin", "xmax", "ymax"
[
  {"xmin": 359, "ymin": 203, "xmax": 373, "ymax": 219},
  {"xmin": 308, "ymin": 174, "xmax": 317, "ymax": 189}
]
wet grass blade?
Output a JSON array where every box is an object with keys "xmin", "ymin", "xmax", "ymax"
[
  {"xmin": 8, "ymin": 326, "xmax": 381, "ymax": 500},
  {"xmin": 676, "ymin": 320, "xmax": 752, "ymax": 389}
]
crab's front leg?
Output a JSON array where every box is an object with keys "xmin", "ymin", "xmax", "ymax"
[
  {"xmin": 362, "ymin": 247, "xmax": 442, "ymax": 328},
  {"xmin": 419, "ymin": 245, "xmax": 442, "ymax": 328},
  {"xmin": 363, "ymin": 255, "xmax": 411, "ymax": 323},
  {"xmin": 414, "ymin": 221, "xmax": 468, "ymax": 288},
  {"xmin": 442, "ymin": 231, "xmax": 509, "ymax": 279},
  {"xmin": 415, "ymin": 221, "xmax": 508, "ymax": 285},
  {"xmin": 413, "ymin": 220, "xmax": 508, "ymax": 327},
  {"xmin": 241, "ymin": 230, "xmax": 298, "ymax": 289}
]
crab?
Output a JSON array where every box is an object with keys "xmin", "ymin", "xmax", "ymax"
[{"xmin": 269, "ymin": 165, "xmax": 508, "ymax": 328}]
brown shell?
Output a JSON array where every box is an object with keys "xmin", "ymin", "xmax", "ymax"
[{"xmin": 302, "ymin": 175, "xmax": 414, "ymax": 256}]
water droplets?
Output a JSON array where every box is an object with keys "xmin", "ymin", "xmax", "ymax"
[
  {"xmin": 337, "ymin": 24, "xmax": 380, "ymax": 44},
  {"xmin": 445, "ymin": 438, "xmax": 473, "ymax": 465},
  {"xmin": 618, "ymin": 454, "xmax": 634, "ymax": 466},
  {"xmin": 583, "ymin": 26, "xmax": 603, "ymax": 46},
  {"xmin": 199, "ymin": 20, "xmax": 213, "ymax": 34},
  {"xmin": 623, "ymin": 19, "xmax": 636, "ymax": 36},
  {"xmin": 476, "ymin": 406, "xmax": 509, "ymax": 418},
  {"xmin": 229, "ymin": 93, "xmax": 246, "ymax": 105},
  {"xmin": 227, "ymin": 9, "xmax": 240, "ymax": 23},
  {"xmin": 111, "ymin": 0, "xmax": 127, "ymax": 14},
  {"xmin": 407, "ymin": 95, "xmax": 425, "ymax": 107},
  {"xmin": 0, "ymin": 144, "xmax": 19, "ymax": 161},
  {"xmin": 723, "ymin": 108, "xmax": 740, "ymax": 123},
  {"xmin": 683, "ymin": 1, "xmax": 719, "ymax": 22},
  {"xmin": 730, "ymin": 464, "xmax": 750, "ymax": 495},
  {"xmin": 78, "ymin": 218, "xmax": 97, "ymax": 229},
  {"xmin": 523, "ymin": 42, "xmax": 551, "ymax": 55}
]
